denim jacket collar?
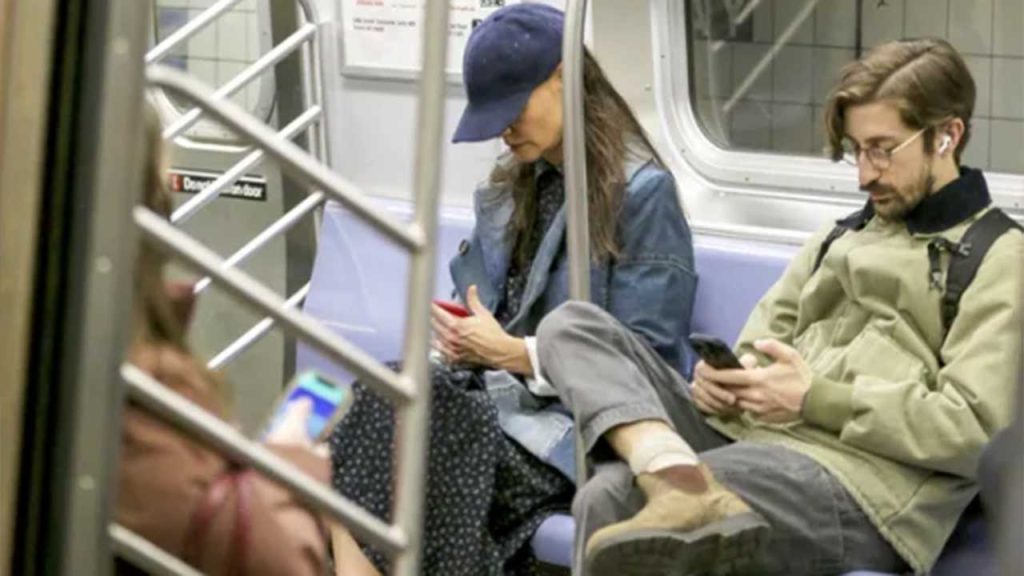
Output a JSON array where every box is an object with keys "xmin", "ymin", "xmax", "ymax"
[{"xmin": 466, "ymin": 153, "xmax": 654, "ymax": 328}]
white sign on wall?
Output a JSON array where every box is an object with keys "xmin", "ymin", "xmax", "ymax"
[{"xmin": 339, "ymin": 0, "xmax": 571, "ymax": 80}]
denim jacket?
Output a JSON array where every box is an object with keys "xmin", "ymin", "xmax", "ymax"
[{"xmin": 449, "ymin": 155, "xmax": 698, "ymax": 482}]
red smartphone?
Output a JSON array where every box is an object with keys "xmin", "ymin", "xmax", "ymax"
[{"xmin": 433, "ymin": 299, "xmax": 470, "ymax": 318}]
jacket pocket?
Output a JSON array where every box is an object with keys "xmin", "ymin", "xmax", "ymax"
[{"xmin": 836, "ymin": 325, "xmax": 928, "ymax": 386}]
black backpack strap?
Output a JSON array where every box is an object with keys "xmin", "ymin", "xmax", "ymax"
[
  {"xmin": 813, "ymin": 226, "xmax": 848, "ymax": 273},
  {"xmin": 942, "ymin": 209, "xmax": 1023, "ymax": 335},
  {"xmin": 813, "ymin": 205, "xmax": 875, "ymax": 274}
]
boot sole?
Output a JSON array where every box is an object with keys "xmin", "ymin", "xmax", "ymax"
[{"xmin": 584, "ymin": 511, "xmax": 770, "ymax": 576}]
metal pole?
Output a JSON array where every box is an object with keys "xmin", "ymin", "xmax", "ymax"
[
  {"xmin": 134, "ymin": 207, "xmax": 415, "ymax": 405},
  {"xmin": 148, "ymin": 66, "xmax": 420, "ymax": 252},
  {"xmin": 391, "ymin": 0, "xmax": 449, "ymax": 573},
  {"xmin": 562, "ymin": 0, "xmax": 591, "ymax": 303},
  {"xmin": 54, "ymin": 1, "xmax": 150, "ymax": 574},
  {"xmin": 563, "ymin": 10, "xmax": 592, "ymax": 571},
  {"xmin": 120, "ymin": 364, "xmax": 407, "ymax": 555},
  {"xmin": 109, "ymin": 525, "xmax": 202, "ymax": 576}
]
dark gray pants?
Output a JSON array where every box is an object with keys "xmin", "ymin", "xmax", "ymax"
[{"xmin": 537, "ymin": 302, "xmax": 908, "ymax": 576}]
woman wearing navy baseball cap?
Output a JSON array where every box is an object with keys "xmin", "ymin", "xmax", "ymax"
[{"xmin": 330, "ymin": 4, "xmax": 698, "ymax": 574}]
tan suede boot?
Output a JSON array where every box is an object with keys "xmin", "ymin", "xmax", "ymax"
[{"xmin": 584, "ymin": 464, "xmax": 770, "ymax": 576}]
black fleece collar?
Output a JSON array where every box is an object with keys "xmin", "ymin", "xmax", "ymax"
[{"xmin": 839, "ymin": 167, "xmax": 992, "ymax": 234}]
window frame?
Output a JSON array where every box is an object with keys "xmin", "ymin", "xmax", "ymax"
[
  {"xmin": 649, "ymin": 0, "xmax": 1024, "ymax": 216},
  {"xmin": 149, "ymin": 0, "xmax": 278, "ymax": 148}
]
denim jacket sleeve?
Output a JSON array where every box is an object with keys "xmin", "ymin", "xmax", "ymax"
[{"xmin": 606, "ymin": 167, "xmax": 698, "ymax": 377}]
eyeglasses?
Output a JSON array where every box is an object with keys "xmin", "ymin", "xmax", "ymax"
[{"xmin": 841, "ymin": 128, "xmax": 927, "ymax": 170}]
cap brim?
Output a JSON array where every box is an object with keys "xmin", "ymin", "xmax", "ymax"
[{"xmin": 452, "ymin": 90, "xmax": 532, "ymax": 143}]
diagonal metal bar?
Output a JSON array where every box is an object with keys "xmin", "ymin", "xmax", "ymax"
[
  {"xmin": 148, "ymin": 66, "xmax": 420, "ymax": 251},
  {"xmin": 109, "ymin": 525, "xmax": 201, "ymax": 576},
  {"xmin": 146, "ymin": 0, "xmax": 244, "ymax": 65},
  {"xmin": 207, "ymin": 282, "xmax": 311, "ymax": 370},
  {"xmin": 723, "ymin": 0, "xmax": 821, "ymax": 113},
  {"xmin": 172, "ymin": 105, "xmax": 323, "ymax": 224},
  {"xmin": 163, "ymin": 23, "xmax": 317, "ymax": 141},
  {"xmin": 194, "ymin": 192, "xmax": 324, "ymax": 295},
  {"xmin": 120, "ymin": 364, "xmax": 406, "ymax": 556},
  {"xmin": 134, "ymin": 206, "xmax": 414, "ymax": 404}
]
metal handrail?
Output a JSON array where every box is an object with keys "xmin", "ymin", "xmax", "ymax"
[
  {"xmin": 562, "ymin": 0, "xmax": 591, "ymax": 304},
  {"xmin": 120, "ymin": 364, "xmax": 407, "ymax": 554},
  {"xmin": 172, "ymin": 105, "xmax": 323, "ymax": 224},
  {"xmin": 135, "ymin": 206, "xmax": 415, "ymax": 404},
  {"xmin": 562, "ymin": 0, "xmax": 592, "ymax": 515},
  {"xmin": 149, "ymin": 67, "xmax": 420, "ymax": 252},
  {"xmin": 193, "ymin": 192, "xmax": 325, "ymax": 294},
  {"xmin": 109, "ymin": 525, "xmax": 203, "ymax": 576},
  {"xmin": 130, "ymin": 2, "xmax": 447, "ymax": 574},
  {"xmin": 390, "ymin": 0, "xmax": 449, "ymax": 572},
  {"xmin": 145, "ymin": 0, "xmax": 244, "ymax": 65},
  {"xmin": 208, "ymin": 283, "xmax": 311, "ymax": 369},
  {"xmin": 163, "ymin": 23, "xmax": 317, "ymax": 141}
]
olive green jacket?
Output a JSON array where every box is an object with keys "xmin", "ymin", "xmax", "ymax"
[{"xmin": 709, "ymin": 169, "xmax": 1023, "ymax": 574}]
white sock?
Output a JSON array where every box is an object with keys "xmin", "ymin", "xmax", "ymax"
[{"xmin": 627, "ymin": 429, "xmax": 699, "ymax": 476}]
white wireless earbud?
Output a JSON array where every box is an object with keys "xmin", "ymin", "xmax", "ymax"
[{"xmin": 938, "ymin": 134, "xmax": 952, "ymax": 155}]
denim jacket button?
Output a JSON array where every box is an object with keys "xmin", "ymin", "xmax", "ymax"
[{"xmin": 458, "ymin": 239, "xmax": 470, "ymax": 255}]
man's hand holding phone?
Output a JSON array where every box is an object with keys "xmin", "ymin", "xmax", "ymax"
[
  {"xmin": 689, "ymin": 333, "xmax": 756, "ymax": 417},
  {"xmin": 691, "ymin": 336, "xmax": 813, "ymax": 423}
]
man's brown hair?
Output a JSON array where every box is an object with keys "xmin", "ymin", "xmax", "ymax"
[{"xmin": 824, "ymin": 38, "xmax": 976, "ymax": 163}]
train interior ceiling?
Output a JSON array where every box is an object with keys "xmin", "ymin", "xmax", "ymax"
[{"xmin": 0, "ymin": 0, "xmax": 1021, "ymax": 575}]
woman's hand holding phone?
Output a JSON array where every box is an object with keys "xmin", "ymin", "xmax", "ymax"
[{"xmin": 430, "ymin": 285, "xmax": 532, "ymax": 375}]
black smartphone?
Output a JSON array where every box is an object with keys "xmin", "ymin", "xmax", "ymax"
[{"xmin": 689, "ymin": 333, "xmax": 743, "ymax": 370}]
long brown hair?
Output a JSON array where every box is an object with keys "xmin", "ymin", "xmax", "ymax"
[
  {"xmin": 134, "ymin": 104, "xmax": 229, "ymax": 403},
  {"xmin": 493, "ymin": 48, "xmax": 666, "ymax": 265},
  {"xmin": 134, "ymin": 104, "xmax": 187, "ymax": 350},
  {"xmin": 824, "ymin": 38, "xmax": 975, "ymax": 164}
]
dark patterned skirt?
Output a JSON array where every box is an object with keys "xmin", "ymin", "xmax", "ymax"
[{"xmin": 329, "ymin": 362, "xmax": 574, "ymax": 575}]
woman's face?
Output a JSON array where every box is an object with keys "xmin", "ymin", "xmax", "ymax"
[{"xmin": 503, "ymin": 68, "xmax": 564, "ymax": 165}]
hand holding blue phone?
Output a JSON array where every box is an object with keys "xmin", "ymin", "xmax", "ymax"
[{"xmin": 262, "ymin": 371, "xmax": 353, "ymax": 445}]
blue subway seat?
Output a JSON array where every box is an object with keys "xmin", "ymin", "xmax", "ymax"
[{"xmin": 301, "ymin": 201, "xmax": 993, "ymax": 575}]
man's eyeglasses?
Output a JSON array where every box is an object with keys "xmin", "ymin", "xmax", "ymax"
[{"xmin": 841, "ymin": 128, "xmax": 927, "ymax": 170}]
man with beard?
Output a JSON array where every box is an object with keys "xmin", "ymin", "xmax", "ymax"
[{"xmin": 533, "ymin": 38, "xmax": 1024, "ymax": 575}]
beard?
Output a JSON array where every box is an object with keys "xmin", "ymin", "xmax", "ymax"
[{"xmin": 864, "ymin": 162, "xmax": 935, "ymax": 221}]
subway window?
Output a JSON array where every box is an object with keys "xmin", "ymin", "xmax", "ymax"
[
  {"xmin": 151, "ymin": 0, "xmax": 276, "ymax": 140},
  {"xmin": 682, "ymin": 0, "xmax": 1024, "ymax": 175}
]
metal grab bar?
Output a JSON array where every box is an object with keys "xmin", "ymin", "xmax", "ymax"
[
  {"xmin": 172, "ymin": 105, "xmax": 323, "ymax": 224},
  {"xmin": 562, "ymin": 0, "xmax": 591, "ymax": 304},
  {"xmin": 148, "ymin": 66, "xmax": 420, "ymax": 252},
  {"xmin": 389, "ymin": 0, "xmax": 450, "ymax": 572},
  {"xmin": 561, "ymin": 0, "xmax": 592, "ymax": 510},
  {"xmin": 163, "ymin": 23, "xmax": 317, "ymax": 141},
  {"xmin": 120, "ymin": 364, "xmax": 407, "ymax": 555},
  {"xmin": 208, "ymin": 283, "xmax": 311, "ymax": 370},
  {"xmin": 145, "ymin": 0, "xmax": 244, "ymax": 65},
  {"xmin": 109, "ymin": 525, "xmax": 202, "ymax": 576},
  {"xmin": 193, "ymin": 192, "xmax": 325, "ymax": 294},
  {"xmin": 135, "ymin": 207, "xmax": 415, "ymax": 404}
]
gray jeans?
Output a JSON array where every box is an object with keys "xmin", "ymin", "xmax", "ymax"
[{"xmin": 537, "ymin": 302, "xmax": 908, "ymax": 576}]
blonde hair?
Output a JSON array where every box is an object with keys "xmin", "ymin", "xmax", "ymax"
[{"xmin": 824, "ymin": 38, "xmax": 975, "ymax": 163}]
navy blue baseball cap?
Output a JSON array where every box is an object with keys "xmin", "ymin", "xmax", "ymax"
[{"xmin": 452, "ymin": 3, "xmax": 564, "ymax": 143}]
